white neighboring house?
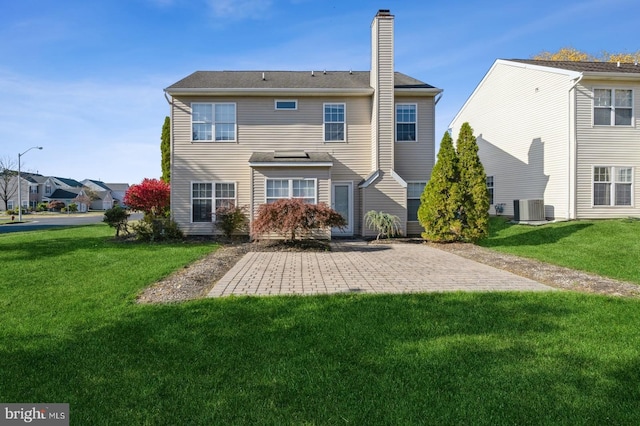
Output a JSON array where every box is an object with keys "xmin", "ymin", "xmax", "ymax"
[{"xmin": 450, "ymin": 59, "xmax": 640, "ymax": 220}]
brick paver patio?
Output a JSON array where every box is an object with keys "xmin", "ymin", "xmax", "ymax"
[{"xmin": 208, "ymin": 240, "xmax": 553, "ymax": 297}]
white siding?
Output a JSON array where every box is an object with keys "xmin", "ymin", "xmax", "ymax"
[
  {"xmin": 450, "ymin": 61, "xmax": 573, "ymax": 219},
  {"xmin": 575, "ymin": 79, "xmax": 640, "ymax": 218}
]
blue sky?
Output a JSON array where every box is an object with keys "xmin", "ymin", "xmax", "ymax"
[{"xmin": 1, "ymin": 0, "xmax": 638, "ymax": 184}]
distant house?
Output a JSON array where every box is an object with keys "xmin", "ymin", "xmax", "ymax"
[
  {"xmin": 82, "ymin": 179, "xmax": 116, "ymax": 210},
  {"xmin": 1, "ymin": 172, "xmax": 47, "ymax": 211},
  {"xmin": 450, "ymin": 59, "xmax": 640, "ymax": 220},
  {"xmin": 2, "ymin": 172, "xmax": 128, "ymax": 212},
  {"xmin": 164, "ymin": 10, "xmax": 442, "ymax": 237},
  {"xmin": 105, "ymin": 183, "xmax": 129, "ymax": 207}
]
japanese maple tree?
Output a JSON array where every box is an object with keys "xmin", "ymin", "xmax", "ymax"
[{"xmin": 124, "ymin": 178, "xmax": 170, "ymax": 219}]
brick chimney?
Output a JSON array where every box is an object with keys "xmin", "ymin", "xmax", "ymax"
[{"xmin": 370, "ymin": 9, "xmax": 394, "ymax": 172}]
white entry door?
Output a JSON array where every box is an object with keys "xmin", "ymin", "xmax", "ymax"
[{"xmin": 331, "ymin": 182, "xmax": 353, "ymax": 236}]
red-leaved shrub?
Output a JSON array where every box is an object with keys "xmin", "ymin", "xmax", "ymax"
[
  {"xmin": 124, "ymin": 178, "xmax": 170, "ymax": 219},
  {"xmin": 251, "ymin": 198, "xmax": 346, "ymax": 241}
]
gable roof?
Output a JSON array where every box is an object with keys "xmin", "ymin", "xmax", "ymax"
[
  {"xmin": 53, "ymin": 177, "xmax": 83, "ymax": 188},
  {"xmin": 165, "ymin": 71, "xmax": 439, "ymax": 95},
  {"xmin": 508, "ymin": 59, "xmax": 640, "ymax": 75},
  {"xmin": 48, "ymin": 188, "xmax": 81, "ymax": 199},
  {"xmin": 83, "ymin": 179, "xmax": 111, "ymax": 190}
]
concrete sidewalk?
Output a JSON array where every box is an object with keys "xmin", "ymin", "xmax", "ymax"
[{"xmin": 208, "ymin": 240, "xmax": 553, "ymax": 297}]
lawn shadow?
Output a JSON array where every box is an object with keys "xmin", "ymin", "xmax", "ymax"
[{"xmin": 4, "ymin": 293, "xmax": 639, "ymax": 424}]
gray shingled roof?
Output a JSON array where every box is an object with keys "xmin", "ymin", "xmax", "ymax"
[
  {"xmin": 48, "ymin": 189, "xmax": 81, "ymax": 199},
  {"xmin": 509, "ymin": 59, "xmax": 640, "ymax": 74},
  {"xmin": 166, "ymin": 71, "xmax": 435, "ymax": 90},
  {"xmin": 249, "ymin": 151, "xmax": 333, "ymax": 165}
]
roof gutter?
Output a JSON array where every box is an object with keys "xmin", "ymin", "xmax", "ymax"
[
  {"xmin": 580, "ymin": 71, "xmax": 640, "ymax": 81},
  {"xmin": 163, "ymin": 87, "xmax": 374, "ymax": 97},
  {"xmin": 395, "ymin": 87, "xmax": 443, "ymax": 97}
]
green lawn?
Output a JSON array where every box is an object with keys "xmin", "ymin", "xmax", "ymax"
[
  {"xmin": 479, "ymin": 217, "xmax": 640, "ymax": 284},
  {"xmin": 2, "ymin": 225, "xmax": 640, "ymax": 424}
]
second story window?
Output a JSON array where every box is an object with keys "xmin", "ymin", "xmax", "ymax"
[
  {"xmin": 275, "ymin": 100, "xmax": 297, "ymax": 110},
  {"xmin": 396, "ymin": 104, "xmax": 417, "ymax": 141},
  {"xmin": 594, "ymin": 89, "xmax": 633, "ymax": 126},
  {"xmin": 192, "ymin": 103, "xmax": 237, "ymax": 142},
  {"xmin": 45, "ymin": 184, "xmax": 51, "ymax": 195},
  {"xmin": 324, "ymin": 103, "xmax": 345, "ymax": 142}
]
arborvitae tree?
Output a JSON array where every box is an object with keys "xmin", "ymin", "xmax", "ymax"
[
  {"xmin": 418, "ymin": 131, "xmax": 462, "ymax": 242},
  {"xmin": 160, "ymin": 116, "xmax": 171, "ymax": 183},
  {"xmin": 456, "ymin": 122, "xmax": 489, "ymax": 242}
]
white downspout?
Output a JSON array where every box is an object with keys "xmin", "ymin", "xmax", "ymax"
[{"xmin": 568, "ymin": 74, "xmax": 583, "ymax": 220}]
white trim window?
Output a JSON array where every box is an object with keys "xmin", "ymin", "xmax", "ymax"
[
  {"xmin": 192, "ymin": 182, "xmax": 212, "ymax": 222},
  {"xmin": 486, "ymin": 176, "xmax": 494, "ymax": 205},
  {"xmin": 266, "ymin": 178, "xmax": 317, "ymax": 204},
  {"xmin": 275, "ymin": 100, "xmax": 298, "ymax": 110},
  {"xmin": 593, "ymin": 166, "xmax": 633, "ymax": 206},
  {"xmin": 192, "ymin": 103, "xmax": 237, "ymax": 141},
  {"xmin": 7, "ymin": 200, "xmax": 14, "ymax": 210},
  {"xmin": 396, "ymin": 104, "xmax": 417, "ymax": 141},
  {"xmin": 593, "ymin": 89, "xmax": 633, "ymax": 126},
  {"xmin": 407, "ymin": 182, "xmax": 426, "ymax": 221},
  {"xmin": 324, "ymin": 103, "xmax": 345, "ymax": 142},
  {"xmin": 191, "ymin": 182, "xmax": 237, "ymax": 222},
  {"xmin": 215, "ymin": 182, "xmax": 236, "ymax": 209}
]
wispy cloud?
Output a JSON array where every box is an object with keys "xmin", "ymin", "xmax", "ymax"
[
  {"xmin": 0, "ymin": 69, "xmax": 167, "ymax": 183},
  {"xmin": 206, "ymin": 0, "xmax": 273, "ymax": 20}
]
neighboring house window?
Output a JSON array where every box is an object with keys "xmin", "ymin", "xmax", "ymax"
[
  {"xmin": 45, "ymin": 184, "xmax": 52, "ymax": 195},
  {"xmin": 192, "ymin": 103, "xmax": 237, "ymax": 141},
  {"xmin": 7, "ymin": 200, "xmax": 14, "ymax": 210},
  {"xmin": 266, "ymin": 179, "xmax": 316, "ymax": 204},
  {"xmin": 486, "ymin": 176, "xmax": 494, "ymax": 205},
  {"xmin": 396, "ymin": 104, "xmax": 417, "ymax": 141},
  {"xmin": 192, "ymin": 182, "xmax": 212, "ymax": 222},
  {"xmin": 593, "ymin": 166, "xmax": 633, "ymax": 206},
  {"xmin": 191, "ymin": 182, "xmax": 237, "ymax": 222},
  {"xmin": 30, "ymin": 185, "xmax": 38, "ymax": 194},
  {"xmin": 324, "ymin": 103, "xmax": 345, "ymax": 142},
  {"xmin": 275, "ymin": 100, "xmax": 297, "ymax": 110},
  {"xmin": 407, "ymin": 182, "xmax": 426, "ymax": 221},
  {"xmin": 593, "ymin": 89, "xmax": 633, "ymax": 126}
]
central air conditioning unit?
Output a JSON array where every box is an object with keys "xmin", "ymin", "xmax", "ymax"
[{"xmin": 513, "ymin": 199, "xmax": 545, "ymax": 221}]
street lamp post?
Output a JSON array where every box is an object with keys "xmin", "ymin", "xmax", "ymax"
[{"xmin": 17, "ymin": 146, "xmax": 43, "ymax": 222}]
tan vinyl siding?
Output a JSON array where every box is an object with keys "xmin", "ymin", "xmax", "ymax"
[
  {"xmin": 361, "ymin": 172, "xmax": 406, "ymax": 237},
  {"xmin": 575, "ymin": 79, "xmax": 640, "ymax": 218},
  {"xmin": 450, "ymin": 62, "xmax": 572, "ymax": 219},
  {"xmin": 171, "ymin": 95, "xmax": 372, "ymax": 235},
  {"xmin": 376, "ymin": 19, "xmax": 395, "ymax": 172},
  {"xmin": 394, "ymin": 96, "xmax": 436, "ymax": 180}
]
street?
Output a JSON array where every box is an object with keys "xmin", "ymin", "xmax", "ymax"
[{"xmin": 0, "ymin": 212, "xmax": 143, "ymax": 234}]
